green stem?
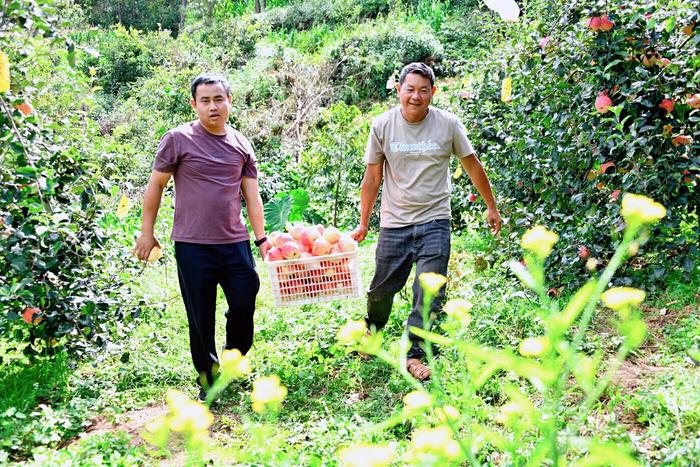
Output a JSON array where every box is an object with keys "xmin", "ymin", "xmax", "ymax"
[{"xmin": 551, "ymin": 223, "xmax": 640, "ymax": 460}]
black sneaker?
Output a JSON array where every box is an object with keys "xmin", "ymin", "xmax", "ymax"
[{"xmin": 198, "ymin": 387, "xmax": 207, "ymax": 403}]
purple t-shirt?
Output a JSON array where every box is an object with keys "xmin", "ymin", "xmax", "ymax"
[{"xmin": 153, "ymin": 121, "xmax": 258, "ymax": 244}]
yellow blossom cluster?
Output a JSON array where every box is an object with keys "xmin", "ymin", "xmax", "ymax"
[
  {"xmin": 521, "ymin": 226, "xmax": 558, "ymax": 259},
  {"xmin": 251, "ymin": 375, "xmax": 288, "ymax": 413},
  {"xmin": 406, "ymin": 426, "xmax": 461, "ymax": 463},
  {"xmin": 336, "ymin": 319, "xmax": 368, "ymax": 345},
  {"xmin": 337, "ymin": 443, "xmax": 395, "ymax": 467},
  {"xmin": 418, "ymin": 272, "xmax": 447, "ymax": 295}
]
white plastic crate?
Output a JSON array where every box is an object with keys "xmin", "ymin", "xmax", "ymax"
[{"xmin": 266, "ymin": 250, "xmax": 362, "ymax": 307}]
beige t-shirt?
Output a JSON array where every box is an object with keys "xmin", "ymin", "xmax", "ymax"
[{"xmin": 364, "ymin": 106, "xmax": 475, "ymax": 228}]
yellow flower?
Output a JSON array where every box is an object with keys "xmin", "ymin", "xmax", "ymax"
[
  {"xmin": 620, "ymin": 194, "xmax": 666, "ymax": 225},
  {"xmin": 116, "ymin": 193, "xmax": 131, "ymax": 219},
  {"xmin": 338, "ymin": 443, "xmax": 395, "ymax": 467},
  {"xmin": 518, "ymin": 337, "xmax": 551, "ymax": 357},
  {"xmin": 495, "ymin": 399, "xmax": 535, "ymax": 426},
  {"xmin": 443, "ymin": 299, "xmax": 472, "ymax": 323},
  {"xmin": 165, "ymin": 389, "xmax": 214, "ymax": 433},
  {"xmin": 419, "ymin": 272, "xmax": 447, "ymax": 295},
  {"xmin": 601, "ymin": 287, "xmax": 646, "ymax": 311},
  {"xmin": 403, "ymin": 391, "xmax": 433, "ymax": 410},
  {"xmin": 336, "ymin": 319, "xmax": 367, "ymax": 345},
  {"xmin": 521, "ymin": 226, "xmax": 558, "ymax": 259},
  {"xmin": 410, "ymin": 426, "xmax": 461, "ymax": 460},
  {"xmin": 0, "ymin": 51, "xmax": 9, "ymax": 93},
  {"xmin": 220, "ymin": 349, "xmax": 252, "ymax": 378},
  {"xmin": 501, "ymin": 77, "xmax": 512, "ymax": 103},
  {"xmin": 436, "ymin": 405, "xmax": 460, "ymax": 423},
  {"xmin": 250, "ymin": 375, "xmax": 287, "ymax": 413}
]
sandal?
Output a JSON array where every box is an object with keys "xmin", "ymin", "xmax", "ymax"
[{"xmin": 406, "ymin": 358, "xmax": 432, "ymax": 381}]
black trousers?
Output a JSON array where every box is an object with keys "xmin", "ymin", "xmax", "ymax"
[{"xmin": 174, "ymin": 241, "xmax": 260, "ymax": 386}]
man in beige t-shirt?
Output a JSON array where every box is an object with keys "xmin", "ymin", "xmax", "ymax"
[{"xmin": 351, "ymin": 62, "xmax": 501, "ymax": 381}]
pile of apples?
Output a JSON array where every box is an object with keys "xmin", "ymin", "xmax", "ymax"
[
  {"xmin": 265, "ymin": 224, "xmax": 357, "ymax": 261},
  {"xmin": 265, "ymin": 224, "xmax": 359, "ymax": 301}
]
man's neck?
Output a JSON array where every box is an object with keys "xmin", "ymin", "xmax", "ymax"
[
  {"xmin": 400, "ymin": 107, "xmax": 430, "ymax": 124},
  {"xmin": 198, "ymin": 120, "xmax": 227, "ymax": 136}
]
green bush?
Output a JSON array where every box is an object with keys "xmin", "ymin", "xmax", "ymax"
[
  {"xmin": 329, "ymin": 20, "xmax": 444, "ymax": 102},
  {"xmin": 79, "ymin": 25, "xmax": 170, "ymax": 98},
  {"xmin": 450, "ymin": 0, "xmax": 699, "ymax": 286},
  {"xmin": 263, "ymin": 0, "xmax": 390, "ymax": 32},
  {"xmin": 77, "ymin": 0, "xmax": 182, "ymax": 34},
  {"xmin": 0, "ymin": 0, "xmax": 147, "ymax": 358}
]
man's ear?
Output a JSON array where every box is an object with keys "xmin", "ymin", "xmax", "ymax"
[
  {"xmin": 431, "ymin": 85, "xmax": 437, "ymax": 96},
  {"xmin": 228, "ymin": 94, "xmax": 233, "ymax": 104},
  {"xmin": 190, "ymin": 98, "xmax": 196, "ymax": 110},
  {"xmin": 395, "ymin": 83, "xmax": 401, "ymax": 94}
]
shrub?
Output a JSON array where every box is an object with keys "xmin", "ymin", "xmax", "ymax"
[
  {"xmin": 77, "ymin": 0, "xmax": 182, "ymax": 34},
  {"xmin": 79, "ymin": 25, "xmax": 161, "ymax": 98},
  {"xmin": 329, "ymin": 19, "xmax": 444, "ymax": 102},
  {"xmin": 450, "ymin": 0, "xmax": 699, "ymax": 286},
  {"xmin": 1, "ymin": 0, "xmax": 147, "ymax": 357},
  {"xmin": 262, "ymin": 0, "xmax": 390, "ymax": 32}
]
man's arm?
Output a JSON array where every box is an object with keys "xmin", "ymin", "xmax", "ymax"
[
  {"xmin": 351, "ymin": 163, "xmax": 383, "ymax": 243},
  {"xmin": 241, "ymin": 176, "xmax": 270, "ymax": 257},
  {"xmin": 133, "ymin": 170, "xmax": 172, "ymax": 260},
  {"xmin": 459, "ymin": 154, "xmax": 502, "ymax": 235}
]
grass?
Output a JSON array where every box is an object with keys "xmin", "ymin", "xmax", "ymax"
[{"xmin": 1, "ymin": 230, "xmax": 698, "ymax": 465}]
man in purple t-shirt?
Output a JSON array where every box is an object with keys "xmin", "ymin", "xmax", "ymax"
[{"xmin": 133, "ymin": 73, "xmax": 270, "ymax": 401}]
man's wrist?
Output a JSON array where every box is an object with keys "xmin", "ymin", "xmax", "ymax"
[{"xmin": 254, "ymin": 236, "xmax": 267, "ymax": 247}]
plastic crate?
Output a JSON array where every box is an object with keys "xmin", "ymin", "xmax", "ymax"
[{"xmin": 266, "ymin": 250, "xmax": 362, "ymax": 307}]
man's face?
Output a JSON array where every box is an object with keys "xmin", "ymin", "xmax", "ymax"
[
  {"xmin": 397, "ymin": 72, "xmax": 436, "ymax": 122},
  {"xmin": 190, "ymin": 82, "xmax": 232, "ymax": 132}
]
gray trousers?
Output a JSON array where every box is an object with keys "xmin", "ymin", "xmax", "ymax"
[{"xmin": 366, "ymin": 219, "xmax": 450, "ymax": 358}]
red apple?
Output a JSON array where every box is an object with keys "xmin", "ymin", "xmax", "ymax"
[
  {"xmin": 598, "ymin": 15, "xmax": 614, "ymax": 31},
  {"xmin": 658, "ymin": 99, "xmax": 675, "ymax": 114},
  {"xmin": 287, "ymin": 223, "xmax": 305, "ymax": 241},
  {"xmin": 587, "ymin": 16, "xmax": 601, "ymax": 31},
  {"xmin": 578, "ymin": 246, "xmax": 591, "ymax": 259},
  {"xmin": 686, "ymin": 94, "xmax": 700, "ymax": 109},
  {"xmin": 22, "ymin": 307, "xmax": 42, "ymax": 325},
  {"xmin": 323, "ymin": 226, "xmax": 341, "ymax": 244},
  {"xmin": 672, "ymin": 135, "xmax": 692, "ymax": 147},
  {"xmin": 273, "ymin": 232, "xmax": 293, "ymax": 248},
  {"xmin": 338, "ymin": 235, "xmax": 358, "ymax": 252},
  {"xmin": 595, "ymin": 93, "xmax": 612, "ymax": 113},
  {"xmin": 468, "ymin": 193, "xmax": 478, "ymax": 202},
  {"xmin": 281, "ymin": 241, "xmax": 301, "ymax": 260},
  {"xmin": 312, "ymin": 237, "xmax": 332, "ymax": 256},
  {"xmin": 266, "ymin": 246, "xmax": 284, "ymax": 261},
  {"xmin": 15, "ymin": 101, "xmax": 34, "ymax": 117},
  {"xmin": 299, "ymin": 228, "xmax": 320, "ymax": 251}
]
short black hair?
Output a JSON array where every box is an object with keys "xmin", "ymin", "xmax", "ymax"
[
  {"xmin": 191, "ymin": 73, "xmax": 232, "ymax": 100},
  {"xmin": 398, "ymin": 62, "xmax": 435, "ymax": 86}
]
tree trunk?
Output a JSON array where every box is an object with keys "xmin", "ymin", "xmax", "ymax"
[
  {"xmin": 179, "ymin": 0, "xmax": 187, "ymax": 33},
  {"xmin": 254, "ymin": 0, "xmax": 261, "ymax": 13},
  {"xmin": 261, "ymin": 0, "xmax": 266, "ymax": 12},
  {"xmin": 207, "ymin": 0, "xmax": 214, "ymax": 26}
]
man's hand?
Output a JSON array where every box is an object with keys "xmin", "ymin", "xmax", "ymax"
[
  {"xmin": 351, "ymin": 225, "xmax": 369, "ymax": 244},
  {"xmin": 487, "ymin": 206, "xmax": 502, "ymax": 236},
  {"xmin": 258, "ymin": 240, "xmax": 271, "ymax": 258},
  {"xmin": 133, "ymin": 233, "xmax": 161, "ymax": 261}
]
